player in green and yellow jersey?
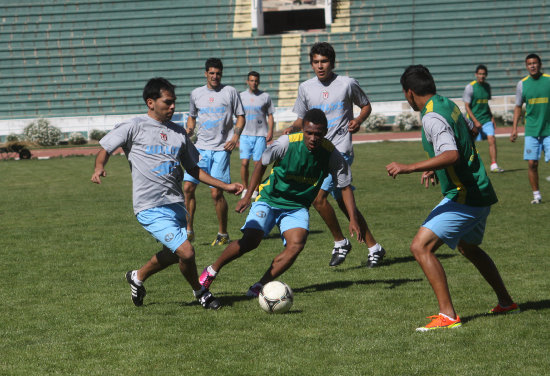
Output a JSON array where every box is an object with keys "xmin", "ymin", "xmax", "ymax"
[
  {"xmin": 510, "ymin": 53, "xmax": 550, "ymax": 204},
  {"xmin": 198, "ymin": 109, "xmax": 368, "ymax": 296},
  {"xmin": 387, "ymin": 65, "xmax": 518, "ymax": 331},
  {"xmin": 463, "ymin": 64, "xmax": 503, "ymax": 172}
]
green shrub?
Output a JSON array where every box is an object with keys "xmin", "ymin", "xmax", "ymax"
[
  {"xmin": 6, "ymin": 134, "xmax": 20, "ymax": 142},
  {"xmin": 395, "ymin": 112, "xmax": 421, "ymax": 131},
  {"xmin": 494, "ymin": 111, "xmax": 514, "ymax": 126},
  {"xmin": 89, "ymin": 129, "xmax": 107, "ymax": 141},
  {"xmin": 364, "ymin": 113, "xmax": 387, "ymax": 131},
  {"xmin": 23, "ymin": 118, "xmax": 61, "ymax": 146},
  {"xmin": 68, "ymin": 132, "xmax": 87, "ymax": 145}
]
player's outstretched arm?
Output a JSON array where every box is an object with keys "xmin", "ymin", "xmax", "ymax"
[
  {"xmin": 188, "ymin": 165, "xmax": 244, "ymax": 195},
  {"xmin": 236, "ymin": 161, "xmax": 267, "ymax": 213},
  {"xmin": 386, "ymin": 150, "xmax": 459, "ymax": 178},
  {"xmin": 91, "ymin": 148, "xmax": 110, "ymax": 184},
  {"xmin": 340, "ymin": 186, "xmax": 365, "ymax": 243}
]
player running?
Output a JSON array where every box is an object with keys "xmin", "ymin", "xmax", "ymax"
[
  {"xmin": 387, "ymin": 65, "xmax": 518, "ymax": 331},
  {"xmin": 91, "ymin": 77, "xmax": 243, "ymax": 309},
  {"xmin": 285, "ymin": 42, "xmax": 385, "ymax": 268},
  {"xmin": 199, "ymin": 109, "xmax": 368, "ymax": 296}
]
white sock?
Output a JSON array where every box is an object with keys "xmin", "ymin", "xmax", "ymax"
[
  {"xmin": 193, "ymin": 286, "xmax": 206, "ymax": 297},
  {"xmin": 533, "ymin": 191, "xmax": 542, "ymax": 200},
  {"xmin": 491, "ymin": 162, "xmax": 498, "ymax": 169},
  {"xmin": 207, "ymin": 265, "xmax": 217, "ymax": 276},
  {"xmin": 334, "ymin": 239, "xmax": 348, "ymax": 248},
  {"xmin": 218, "ymin": 233, "xmax": 229, "ymax": 238},
  {"xmin": 439, "ymin": 312, "xmax": 457, "ymax": 320},
  {"xmin": 368, "ymin": 243, "xmax": 382, "ymax": 255},
  {"xmin": 131, "ymin": 270, "xmax": 143, "ymax": 286}
]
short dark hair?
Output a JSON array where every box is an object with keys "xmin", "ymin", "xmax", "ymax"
[
  {"xmin": 205, "ymin": 58, "xmax": 223, "ymax": 71},
  {"xmin": 400, "ymin": 65, "xmax": 437, "ymax": 96},
  {"xmin": 303, "ymin": 108, "xmax": 328, "ymax": 129},
  {"xmin": 247, "ymin": 71, "xmax": 260, "ymax": 79},
  {"xmin": 526, "ymin": 53, "xmax": 542, "ymax": 64},
  {"xmin": 309, "ymin": 42, "xmax": 336, "ymax": 69},
  {"xmin": 476, "ymin": 64, "xmax": 488, "ymax": 74},
  {"xmin": 142, "ymin": 77, "xmax": 176, "ymax": 103}
]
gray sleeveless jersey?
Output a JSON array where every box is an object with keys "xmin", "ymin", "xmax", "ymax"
[
  {"xmin": 189, "ymin": 84, "xmax": 245, "ymax": 150},
  {"xmin": 100, "ymin": 114, "xmax": 200, "ymax": 214},
  {"xmin": 293, "ymin": 74, "xmax": 370, "ymax": 155},
  {"xmin": 240, "ymin": 90, "xmax": 275, "ymax": 137}
]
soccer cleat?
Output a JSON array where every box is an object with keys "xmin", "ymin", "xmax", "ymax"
[
  {"xmin": 488, "ymin": 302, "xmax": 520, "ymax": 314},
  {"xmin": 329, "ymin": 240, "xmax": 352, "ymax": 267},
  {"xmin": 197, "ymin": 289, "xmax": 221, "ymax": 310},
  {"xmin": 416, "ymin": 314, "xmax": 462, "ymax": 332},
  {"xmin": 490, "ymin": 166, "xmax": 504, "ymax": 173},
  {"xmin": 186, "ymin": 230, "xmax": 195, "ymax": 242},
  {"xmin": 211, "ymin": 234, "xmax": 230, "ymax": 246},
  {"xmin": 199, "ymin": 267, "xmax": 216, "ymax": 289},
  {"xmin": 366, "ymin": 247, "xmax": 386, "ymax": 268},
  {"xmin": 125, "ymin": 271, "xmax": 146, "ymax": 307},
  {"xmin": 246, "ymin": 282, "xmax": 263, "ymax": 297},
  {"xmin": 531, "ymin": 198, "xmax": 542, "ymax": 204}
]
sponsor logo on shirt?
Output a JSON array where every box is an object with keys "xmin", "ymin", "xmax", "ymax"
[
  {"xmin": 160, "ymin": 132, "xmax": 167, "ymax": 141},
  {"xmin": 209, "ymin": 97, "xmax": 214, "ymax": 103},
  {"xmin": 322, "ymin": 90, "xmax": 329, "ymax": 99}
]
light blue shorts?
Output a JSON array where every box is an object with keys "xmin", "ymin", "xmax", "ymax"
[
  {"xmin": 183, "ymin": 149, "xmax": 231, "ymax": 185},
  {"xmin": 475, "ymin": 121, "xmax": 495, "ymax": 141},
  {"xmin": 422, "ymin": 198, "xmax": 490, "ymax": 250},
  {"xmin": 523, "ymin": 135, "xmax": 550, "ymax": 162},
  {"xmin": 241, "ymin": 201, "xmax": 309, "ymax": 242},
  {"xmin": 136, "ymin": 203, "xmax": 188, "ymax": 252},
  {"xmin": 320, "ymin": 152, "xmax": 354, "ymax": 200},
  {"xmin": 239, "ymin": 135, "xmax": 267, "ymax": 161}
]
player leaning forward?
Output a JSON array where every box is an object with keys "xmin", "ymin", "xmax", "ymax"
[
  {"xmin": 386, "ymin": 65, "xmax": 518, "ymax": 331},
  {"xmin": 199, "ymin": 109, "xmax": 368, "ymax": 296},
  {"xmin": 91, "ymin": 77, "xmax": 243, "ymax": 309}
]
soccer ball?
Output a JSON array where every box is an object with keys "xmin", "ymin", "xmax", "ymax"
[{"xmin": 258, "ymin": 281, "xmax": 293, "ymax": 314}]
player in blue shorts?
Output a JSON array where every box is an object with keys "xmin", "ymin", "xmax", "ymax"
[
  {"xmin": 184, "ymin": 58, "xmax": 246, "ymax": 245},
  {"xmin": 387, "ymin": 65, "xmax": 518, "ymax": 331},
  {"xmin": 91, "ymin": 77, "xmax": 243, "ymax": 309},
  {"xmin": 239, "ymin": 71, "xmax": 275, "ymax": 199},
  {"xmin": 198, "ymin": 109, "xmax": 368, "ymax": 296}
]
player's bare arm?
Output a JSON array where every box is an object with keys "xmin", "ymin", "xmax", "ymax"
[
  {"xmin": 283, "ymin": 118, "xmax": 303, "ymax": 135},
  {"xmin": 266, "ymin": 114, "xmax": 274, "ymax": 142},
  {"xmin": 340, "ymin": 185, "xmax": 365, "ymax": 243},
  {"xmin": 348, "ymin": 103, "xmax": 372, "ymax": 134},
  {"xmin": 464, "ymin": 102, "xmax": 481, "ymax": 137},
  {"xmin": 187, "ymin": 165, "xmax": 244, "ymax": 195},
  {"xmin": 186, "ymin": 116, "xmax": 196, "ymax": 136},
  {"xmin": 386, "ymin": 150, "xmax": 459, "ymax": 178},
  {"xmin": 510, "ymin": 105, "xmax": 522, "ymax": 142},
  {"xmin": 224, "ymin": 115, "xmax": 245, "ymax": 151},
  {"xmin": 91, "ymin": 148, "xmax": 110, "ymax": 184},
  {"xmin": 236, "ymin": 161, "xmax": 267, "ymax": 213}
]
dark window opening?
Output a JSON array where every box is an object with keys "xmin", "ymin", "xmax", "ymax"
[{"xmin": 263, "ymin": 9, "xmax": 326, "ymax": 35}]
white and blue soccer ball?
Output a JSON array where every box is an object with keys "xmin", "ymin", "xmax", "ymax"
[{"xmin": 258, "ymin": 281, "xmax": 294, "ymax": 314}]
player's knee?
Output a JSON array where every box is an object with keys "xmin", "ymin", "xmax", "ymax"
[
  {"xmin": 175, "ymin": 241, "xmax": 195, "ymax": 261},
  {"xmin": 155, "ymin": 248, "xmax": 180, "ymax": 267},
  {"xmin": 183, "ymin": 182, "xmax": 196, "ymax": 195},
  {"xmin": 241, "ymin": 159, "xmax": 249, "ymax": 167},
  {"xmin": 409, "ymin": 240, "xmax": 427, "ymax": 258}
]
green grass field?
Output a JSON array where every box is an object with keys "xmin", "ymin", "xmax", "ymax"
[{"xmin": 1, "ymin": 138, "xmax": 549, "ymax": 375}]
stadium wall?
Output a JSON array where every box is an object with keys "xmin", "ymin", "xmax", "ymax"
[{"xmin": 0, "ymin": 0, "xmax": 548, "ymax": 139}]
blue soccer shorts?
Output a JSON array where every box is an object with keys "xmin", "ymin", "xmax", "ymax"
[
  {"xmin": 239, "ymin": 135, "xmax": 267, "ymax": 161},
  {"xmin": 523, "ymin": 135, "xmax": 550, "ymax": 162},
  {"xmin": 475, "ymin": 121, "xmax": 496, "ymax": 141},
  {"xmin": 422, "ymin": 198, "xmax": 491, "ymax": 249},
  {"xmin": 241, "ymin": 201, "xmax": 309, "ymax": 242},
  {"xmin": 136, "ymin": 203, "xmax": 188, "ymax": 252},
  {"xmin": 183, "ymin": 149, "xmax": 231, "ymax": 185},
  {"xmin": 320, "ymin": 152, "xmax": 354, "ymax": 200}
]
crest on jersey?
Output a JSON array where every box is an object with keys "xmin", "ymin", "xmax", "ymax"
[
  {"xmin": 322, "ymin": 90, "xmax": 329, "ymax": 99},
  {"xmin": 209, "ymin": 97, "xmax": 214, "ymax": 103},
  {"xmin": 160, "ymin": 132, "xmax": 167, "ymax": 141}
]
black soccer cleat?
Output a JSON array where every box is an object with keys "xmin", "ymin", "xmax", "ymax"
[
  {"xmin": 329, "ymin": 240, "xmax": 352, "ymax": 267},
  {"xmin": 126, "ymin": 271, "xmax": 146, "ymax": 306},
  {"xmin": 197, "ymin": 289, "xmax": 222, "ymax": 310},
  {"xmin": 366, "ymin": 248, "xmax": 386, "ymax": 268}
]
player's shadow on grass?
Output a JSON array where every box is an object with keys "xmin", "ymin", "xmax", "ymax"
[
  {"xmin": 295, "ymin": 278, "xmax": 423, "ymax": 293},
  {"xmin": 460, "ymin": 299, "xmax": 550, "ymax": 324},
  {"xmin": 196, "ymin": 230, "xmax": 324, "ymax": 245},
  {"xmin": 331, "ymin": 253, "xmax": 456, "ymax": 271}
]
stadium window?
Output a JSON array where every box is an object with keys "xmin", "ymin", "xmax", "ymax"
[{"xmin": 254, "ymin": 0, "xmax": 331, "ymax": 35}]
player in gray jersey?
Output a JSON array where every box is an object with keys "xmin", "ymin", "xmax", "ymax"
[
  {"xmin": 239, "ymin": 71, "xmax": 275, "ymax": 199},
  {"xmin": 183, "ymin": 58, "xmax": 246, "ymax": 246},
  {"xmin": 286, "ymin": 42, "xmax": 385, "ymax": 268},
  {"xmin": 91, "ymin": 77, "xmax": 243, "ymax": 310}
]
